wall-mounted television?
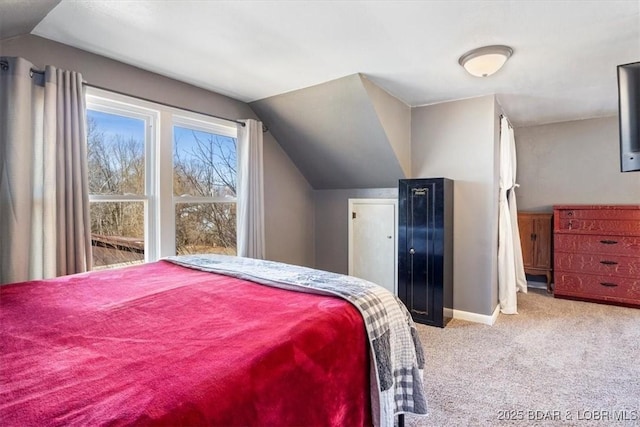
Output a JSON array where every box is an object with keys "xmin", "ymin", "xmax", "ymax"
[{"xmin": 617, "ymin": 61, "xmax": 640, "ymax": 172}]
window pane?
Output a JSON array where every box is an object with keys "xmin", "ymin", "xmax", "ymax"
[
  {"xmin": 91, "ymin": 202, "xmax": 145, "ymax": 269},
  {"xmin": 175, "ymin": 203, "xmax": 236, "ymax": 255},
  {"xmin": 173, "ymin": 126, "xmax": 236, "ymax": 197},
  {"xmin": 87, "ymin": 110, "xmax": 145, "ymax": 195}
]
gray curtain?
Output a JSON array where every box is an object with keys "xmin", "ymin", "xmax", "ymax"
[
  {"xmin": 0, "ymin": 56, "xmax": 91, "ymax": 285},
  {"xmin": 236, "ymin": 119, "xmax": 265, "ymax": 259}
]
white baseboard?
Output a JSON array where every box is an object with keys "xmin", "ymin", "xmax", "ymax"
[{"xmin": 444, "ymin": 304, "xmax": 500, "ymax": 326}]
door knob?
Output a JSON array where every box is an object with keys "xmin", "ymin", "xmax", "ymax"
[{"xmin": 409, "ymin": 248, "xmax": 415, "ymax": 255}]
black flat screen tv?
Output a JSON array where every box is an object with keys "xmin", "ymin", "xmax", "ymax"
[{"xmin": 617, "ymin": 61, "xmax": 640, "ymax": 172}]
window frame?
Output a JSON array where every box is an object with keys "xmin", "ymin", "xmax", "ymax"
[
  {"xmin": 172, "ymin": 114, "xmax": 238, "ymax": 256},
  {"xmin": 86, "ymin": 87, "xmax": 238, "ymax": 265}
]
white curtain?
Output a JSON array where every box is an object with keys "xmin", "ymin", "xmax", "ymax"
[
  {"xmin": 236, "ymin": 119, "xmax": 265, "ymax": 259},
  {"xmin": 0, "ymin": 57, "xmax": 91, "ymax": 285},
  {"xmin": 498, "ymin": 115, "xmax": 527, "ymax": 314}
]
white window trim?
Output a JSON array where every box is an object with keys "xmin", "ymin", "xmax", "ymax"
[
  {"xmin": 172, "ymin": 114, "xmax": 238, "ymax": 204},
  {"xmin": 86, "ymin": 87, "xmax": 238, "ymax": 263},
  {"xmin": 86, "ymin": 91, "xmax": 159, "ymax": 262}
]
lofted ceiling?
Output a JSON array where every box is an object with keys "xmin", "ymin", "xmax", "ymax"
[
  {"xmin": 0, "ymin": 0, "xmax": 60, "ymax": 39},
  {"xmin": 1, "ymin": 1, "xmax": 638, "ymax": 189},
  {"xmin": 0, "ymin": 0, "xmax": 634, "ymax": 128},
  {"xmin": 251, "ymin": 74, "xmax": 409, "ymax": 189}
]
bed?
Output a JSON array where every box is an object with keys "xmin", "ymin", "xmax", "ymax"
[{"xmin": 1, "ymin": 255, "xmax": 427, "ymax": 426}]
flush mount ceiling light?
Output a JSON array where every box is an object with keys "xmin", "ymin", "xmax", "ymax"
[{"xmin": 458, "ymin": 45, "xmax": 513, "ymax": 77}]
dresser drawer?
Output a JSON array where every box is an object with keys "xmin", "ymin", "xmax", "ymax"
[
  {"xmin": 554, "ymin": 272, "xmax": 640, "ymax": 304},
  {"xmin": 554, "ymin": 252, "xmax": 640, "ymax": 278},
  {"xmin": 555, "ymin": 234, "xmax": 640, "ymax": 256},
  {"xmin": 556, "ymin": 218, "xmax": 640, "ymax": 235},
  {"xmin": 553, "ymin": 205, "xmax": 640, "ymax": 307},
  {"xmin": 558, "ymin": 209, "xmax": 640, "ymax": 221}
]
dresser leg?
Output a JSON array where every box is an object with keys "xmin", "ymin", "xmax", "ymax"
[{"xmin": 546, "ymin": 272, "xmax": 552, "ymax": 294}]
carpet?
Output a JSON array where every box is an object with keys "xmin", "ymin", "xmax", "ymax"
[{"xmin": 405, "ymin": 289, "xmax": 640, "ymax": 426}]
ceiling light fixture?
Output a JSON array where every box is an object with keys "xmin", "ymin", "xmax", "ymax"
[{"xmin": 458, "ymin": 45, "xmax": 513, "ymax": 77}]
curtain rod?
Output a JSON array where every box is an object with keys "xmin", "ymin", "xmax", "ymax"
[
  {"xmin": 2, "ymin": 60, "xmax": 268, "ymax": 131},
  {"xmin": 0, "ymin": 61, "xmax": 49, "ymax": 80},
  {"xmin": 87, "ymin": 83, "xmax": 269, "ymax": 132},
  {"xmin": 500, "ymin": 114, "xmax": 513, "ymax": 129},
  {"xmin": 85, "ymin": 83, "xmax": 248, "ymax": 128}
]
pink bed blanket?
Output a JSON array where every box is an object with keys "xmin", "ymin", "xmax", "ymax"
[{"xmin": 0, "ymin": 261, "xmax": 371, "ymax": 426}]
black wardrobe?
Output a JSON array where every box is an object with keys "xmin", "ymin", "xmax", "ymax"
[{"xmin": 398, "ymin": 178, "xmax": 453, "ymax": 328}]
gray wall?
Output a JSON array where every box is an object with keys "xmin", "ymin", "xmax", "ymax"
[
  {"xmin": 11, "ymin": 35, "xmax": 634, "ymax": 318},
  {"xmin": 0, "ymin": 34, "xmax": 316, "ymax": 267},
  {"xmin": 264, "ymin": 140, "xmax": 315, "ymax": 266},
  {"xmin": 515, "ymin": 116, "xmax": 640, "ymax": 212},
  {"xmin": 412, "ymin": 95, "xmax": 499, "ymax": 316},
  {"xmin": 314, "ymin": 188, "xmax": 398, "ymax": 274},
  {"xmin": 250, "ymin": 74, "xmax": 406, "ymax": 189},
  {"xmin": 361, "ymin": 75, "xmax": 412, "ymax": 178}
]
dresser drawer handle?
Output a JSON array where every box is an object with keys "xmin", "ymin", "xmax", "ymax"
[
  {"xmin": 567, "ymin": 211, "xmax": 573, "ymax": 216},
  {"xmin": 599, "ymin": 260, "xmax": 619, "ymax": 265},
  {"xmin": 599, "ymin": 240, "xmax": 618, "ymax": 245},
  {"xmin": 600, "ymin": 282, "xmax": 618, "ymax": 288}
]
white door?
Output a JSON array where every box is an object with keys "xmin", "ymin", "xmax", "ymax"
[{"xmin": 348, "ymin": 199, "xmax": 397, "ymax": 294}]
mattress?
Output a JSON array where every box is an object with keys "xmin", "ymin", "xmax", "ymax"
[{"xmin": 0, "ymin": 260, "xmax": 371, "ymax": 426}]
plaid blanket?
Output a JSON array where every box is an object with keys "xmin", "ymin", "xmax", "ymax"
[{"xmin": 164, "ymin": 255, "xmax": 427, "ymax": 427}]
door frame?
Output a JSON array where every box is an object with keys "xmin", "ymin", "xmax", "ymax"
[{"xmin": 348, "ymin": 198, "xmax": 398, "ymax": 295}]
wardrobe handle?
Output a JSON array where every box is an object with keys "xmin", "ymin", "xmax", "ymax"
[
  {"xmin": 600, "ymin": 282, "xmax": 618, "ymax": 288},
  {"xmin": 599, "ymin": 260, "xmax": 618, "ymax": 265},
  {"xmin": 599, "ymin": 240, "xmax": 618, "ymax": 245}
]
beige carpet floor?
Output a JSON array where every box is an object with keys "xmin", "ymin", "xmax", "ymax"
[{"xmin": 404, "ymin": 290, "xmax": 640, "ymax": 426}]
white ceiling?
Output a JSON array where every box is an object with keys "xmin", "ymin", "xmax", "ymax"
[{"xmin": 18, "ymin": 0, "xmax": 640, "ymax": 127}]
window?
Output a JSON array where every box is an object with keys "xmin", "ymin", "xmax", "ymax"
[
  {"xmin": 173, "ymin": 117, "xmax": 237, "ymax": 255},
  {"xmin": 86, "ymin": 88, "xmax": 237, "ymax": 269}
]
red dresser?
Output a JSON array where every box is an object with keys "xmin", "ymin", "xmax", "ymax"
[{"xmin": 553, "ymin": 205, "xmax": 640, "ymax": 307}]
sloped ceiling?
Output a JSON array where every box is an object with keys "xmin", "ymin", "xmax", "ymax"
[
  {"xmin": 24, "ymin": 1, "xmax": 640, "ymax": 127},
  {"xmin": 3, "ymin": 1, "xmax": 635, "ymax": 189},
  {"xmin": 0, "ymin": 0, "xmax": 60, "ymax": 39},
  {"xmin": 360, "ymin": 76, "xmax": 412, "ymax": 179},
  {"xmin": 251, "ymin": 74, "xmax": 408, "ymax": 189}
]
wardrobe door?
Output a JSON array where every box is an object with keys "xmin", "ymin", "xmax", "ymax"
[
  {"xmin": 399, "ymin": 180, "xmax": 438, "ymax": 325},
  {"xmin": 399, "ymin": 178, "xmax": 452, "ymax": 327}
]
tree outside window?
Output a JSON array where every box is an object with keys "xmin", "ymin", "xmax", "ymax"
[{"xmin": 86, "ymin": 93, "xmax": 237, "ymax": 270}]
